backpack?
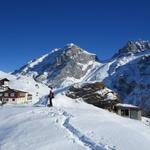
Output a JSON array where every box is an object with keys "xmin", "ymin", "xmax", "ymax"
[{"xmin": 49, "ymin": 91, "xmax": 54, "ymax": 98}]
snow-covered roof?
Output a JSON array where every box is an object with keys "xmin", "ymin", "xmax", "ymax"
[
  {"xmin": 0, "ymin": 78, "xmax": 9, "ymax": 81},
  {"xmin": 116, "ymin": 103, "xmax": 140, "ymax": 109},
  {"xmin": 0, "ymin": 88, "xmax": 28, "ymax": 94}
]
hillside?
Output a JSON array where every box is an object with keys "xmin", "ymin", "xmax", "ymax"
[{"xmin": 0, "ymin": 94, "xmax": 150, "ymax": 150}]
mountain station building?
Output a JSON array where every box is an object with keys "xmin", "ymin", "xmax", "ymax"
[
  {"xmin": 0, "ymin": 78, "xmax": 32, "ymax": 105},
  {"xmin": 115, "ymin": 103, "xmax": 141, "ymax": 120},
  {"xmin": 0, "ymin": 88, "xmax": 32, "ymax": 104}
]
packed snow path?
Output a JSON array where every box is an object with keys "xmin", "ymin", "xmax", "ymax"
[{"xmin": 61, "ymin": 111, "xmax": 114, "ymax": 150}]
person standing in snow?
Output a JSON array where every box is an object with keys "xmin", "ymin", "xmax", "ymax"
[{"xmin": 48, "ymin": 86, "xmax": 54, "ymax": 107}]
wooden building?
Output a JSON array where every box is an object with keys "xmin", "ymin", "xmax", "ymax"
[
  {"xmin": 115, "ymin": 103, "xmax": 141, "ymax": 120},
  {"xmin": 0, "ymin": 88, "xmax": 32, "ymax": 104}
]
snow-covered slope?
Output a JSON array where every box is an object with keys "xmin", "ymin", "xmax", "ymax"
[
  {"xmin": 13, "ymin": 43, "xmax": 100, "ymax": 88},
  {"xmin": 85, "ymin": 41, "xmax": 150, "ymax": 82},
  {"xmin": 0, "ymin": 94, "xmax": 150, "ymax": 150}
]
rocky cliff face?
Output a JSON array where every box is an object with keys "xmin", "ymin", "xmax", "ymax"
[
  {"xmin": 66, "ymin": 82, "xmax": 120, "ymax": 110},
  {"xmin": 13, "ymin": 43, "xmax": 100, "ymax": 88},
  {"xmin": 114, "ymin": 40, "xmax": 150, "ymax": 57}
]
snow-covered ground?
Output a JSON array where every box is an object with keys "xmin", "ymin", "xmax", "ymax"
[
  {"xmin": 0, "ymin": 105, "xmax": 87, "ymax": 150},
  {"xmin": 1, "ymin": 94, "xmax": 150, "ymax": 150}
]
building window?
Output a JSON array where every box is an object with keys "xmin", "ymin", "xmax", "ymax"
[
  {"xmin": 5, "ymin": 98, "xmax": 9, "ymax": 102},
  {"xmin": 121, "ymin": 109, "xmax": 129, "ymax": 116},
  {"xmin": 0, "ymin": 93, "xmax": 3, "ymax": 96},
  {"xmin": 4, "ymin": 81, "xmax": 9, "ymax": 86},
  {"xmin": 27, "ymin": 94, "xmax": 32, "ymax": 100},
  {"xmin": 10, "ymin": 93, "xmax": 15, "ymax": 97},
  {"xmin": 4, "ymin": 93, "xmax": 9, "ymax": 97},
  {"xmin": 125, "ymin": 109, "xmax": 129, "ymax": 116},
  {"xmin": 12, "ymin": 99, "xmax": 15, "ymax": 101}
]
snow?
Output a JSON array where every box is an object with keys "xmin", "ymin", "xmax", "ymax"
[
  {"xmin": 60, "ymin": 61, "xmax": 101, "ymax": 88},
  {"xmin": 0, "ymin": 106, "xmax": 86, "ymax": 150},
  {"xmin": 54, "ymin": 94, "xmax": 150, "ymax": 150},
  {"xmin": 66, "ymin": 43, "xmax": 76, "ymax": 48},
  {"xmin": 1, "ymin": 93, "xmax": 150, "ymax": 150},
  {"xmin": 84, "ymin": 49, "xmax": 150, "ymax": 83},
  {"xmin": 82, "ymin": 50, "xmax": 96, "ymax": 56},
  {"xmin": 28, "ymin": 54, "xmax": 49, "ymax": 69},
  {"xmin": 96, "ymin": 88, "xmax": 117, "ymax": 100},
  {"xmin": 61, "ymin": 77, "xmax": 80, "ymax": 87},
  {"xmin": 77, "ymin": 61, "xmax": 94, "ymax": 71},
  {"xmin": 65, "ymin": 43, "xmax": 96, "ymax": 56},
  {"xmin": 116, "ymin": 103, "xmax": 139, "ymax": 109},
  {"xmin": 51, "ymin": 48, "xmax": 60, "ymax": 53}
]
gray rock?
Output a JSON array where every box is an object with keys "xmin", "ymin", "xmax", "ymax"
[
  {"xmin": 13, "ymin": 44, "xmax": 99, "ymax": 88},
  {"xmin": 66, "ymin": 82, "xmax": 120, "ymax": 110},
  {"xmin": 113, "ymin": 40, "xmax": 150, "ymax": 57}
]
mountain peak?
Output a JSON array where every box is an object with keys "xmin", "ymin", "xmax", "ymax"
[
  {"xmin": 120, "ymin": 40, "xmax": 150, "ymax": 53},
  {"xmin": 49, "ymin": 43, "xmax": 79, "ymax": 55},
  {"xmin": 66, "ymin": 43, "xmax": 77, "ymax": 48},
  {"xmin": 13, "ymin": 43, "xmax": 99, "ymax": 87},
  {"xmin": 64, "ymin": 43, "xmax": 81, "ymax": 51},
  {"xmin": 51, "ymin": 48, "xmax": 60, "ymax": 53},
  {"xmin": 113, "ymin": 40, "xmax": 150, "ymax": 58}
]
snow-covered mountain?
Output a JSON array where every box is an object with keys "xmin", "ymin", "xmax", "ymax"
[
  {"xmin": 114, "ymin": 40, "xmax": 150, "ymax": 57},
  {"xmin": 86, "ymin": 40, "xmax": 150, "ymax": 116},
  {"xmin": 13, "ymin": 43, "xmax": 100, "ymax": 88},
  {"xmin": 12, "ymin": 40, "xmax": 150, "ymax": 116}
]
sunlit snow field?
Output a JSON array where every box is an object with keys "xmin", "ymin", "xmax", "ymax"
[{"xmin": 0, "ymin": 94, "xmax": 150, "ymax": 150}]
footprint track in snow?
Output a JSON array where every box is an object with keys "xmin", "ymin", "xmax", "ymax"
[{"xmin": 47, "ymin": 108, "xmax": 116, "ymax": 150}]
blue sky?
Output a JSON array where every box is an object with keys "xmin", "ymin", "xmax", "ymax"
[{"xmin": 0, "ymin": 0, "xmax": 150, "ymax": 72}]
